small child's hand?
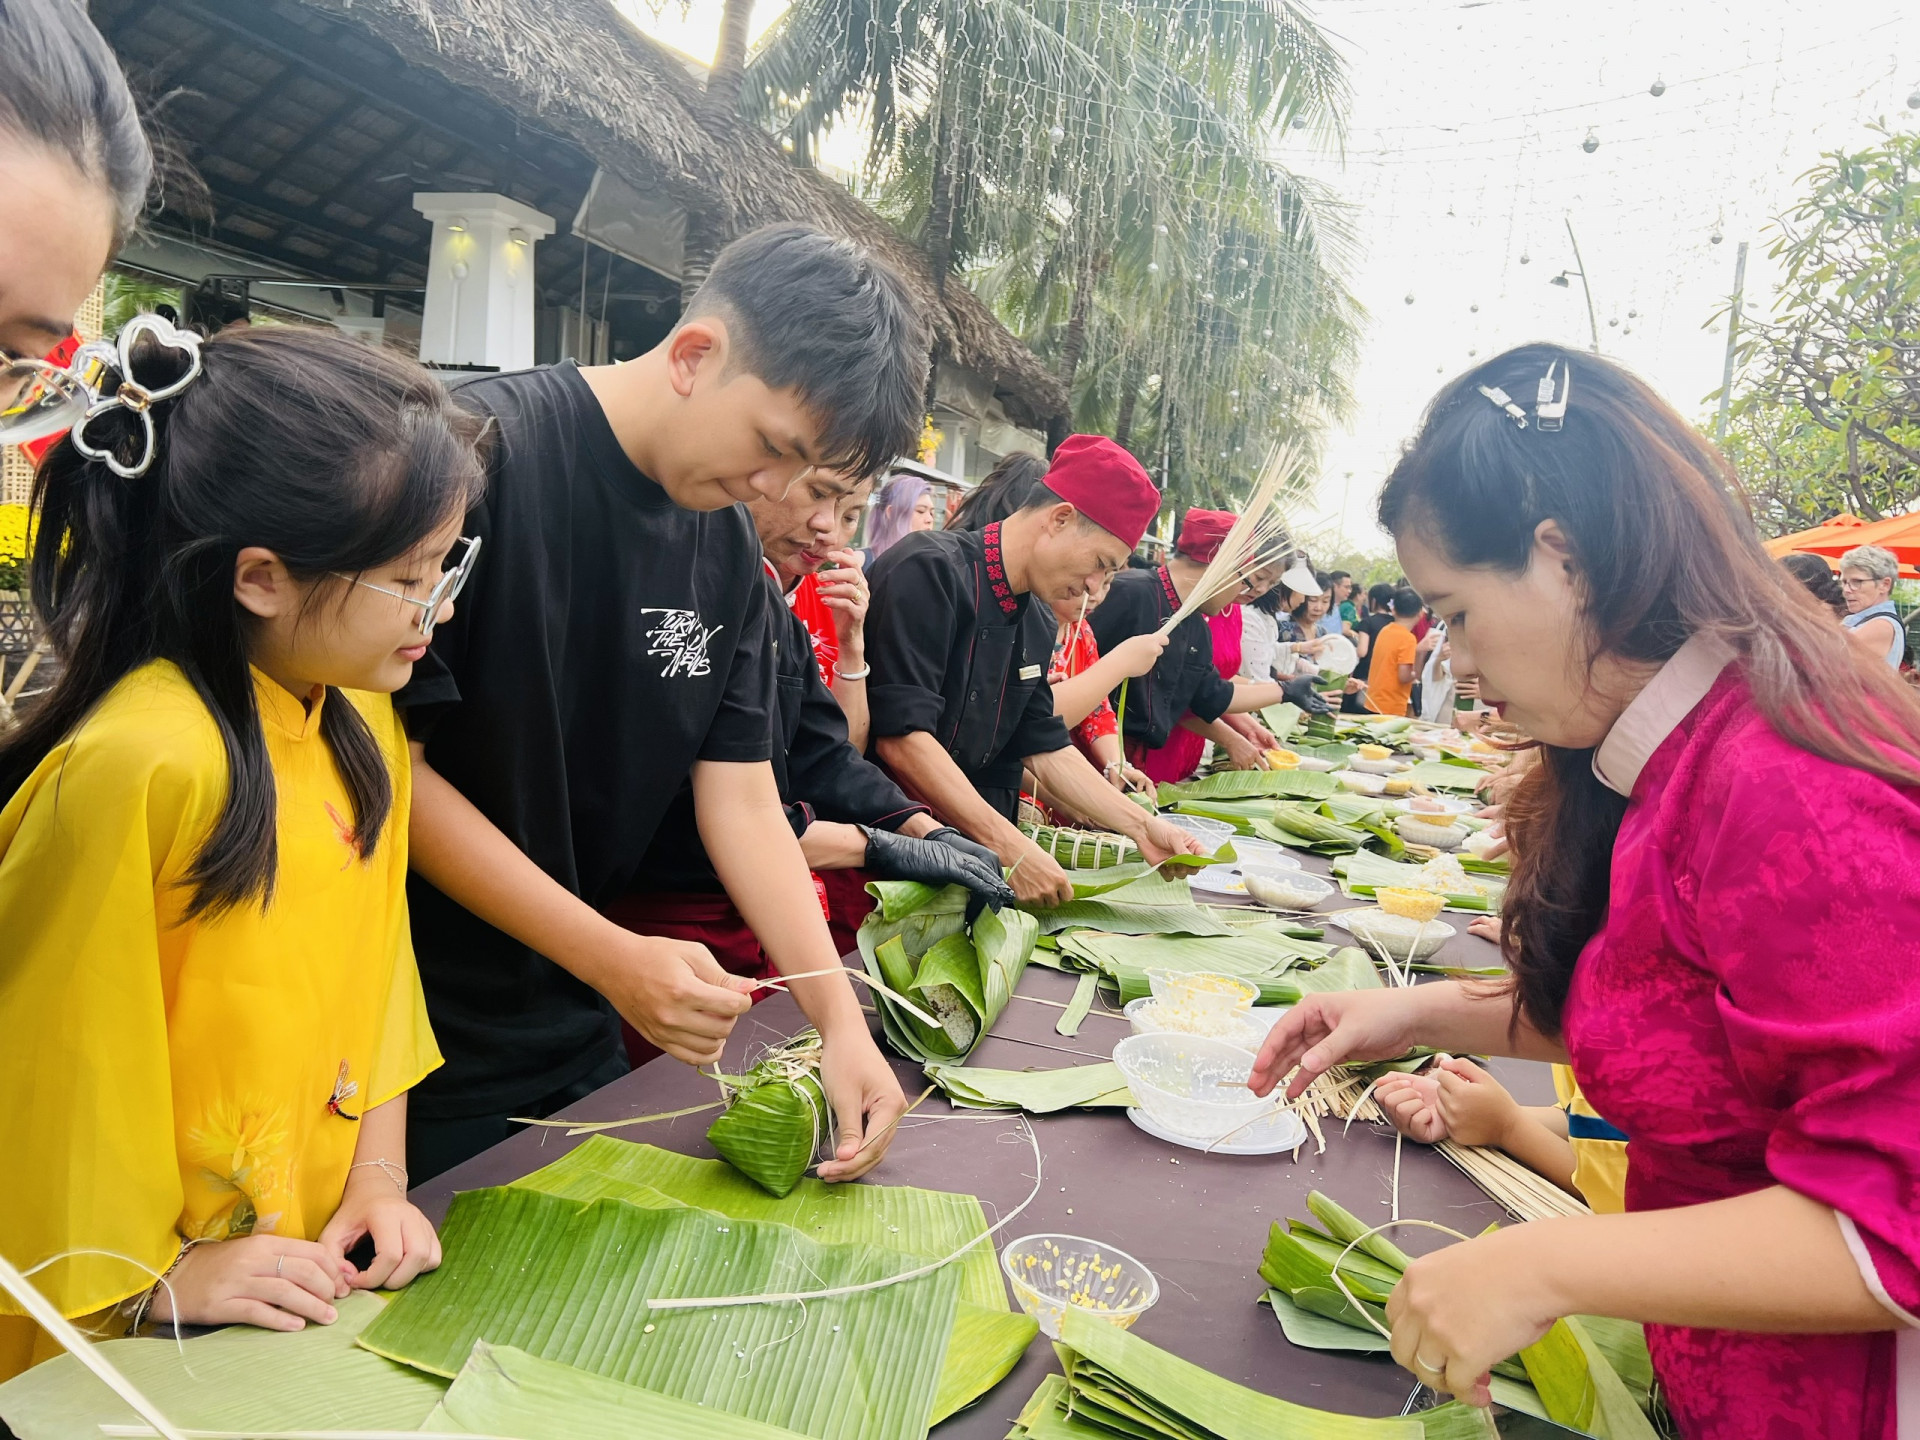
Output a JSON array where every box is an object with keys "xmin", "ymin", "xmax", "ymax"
[
  {"xmin": 1375, "ymin": 1072, "xmax": 1450, "ymax": 1143},
  {"xmin": 319, "ymin": 1170, "xmax": 442, "ymax": 1291},
  {"xmin": 1430, "ymin": 1056, "xmax": 1521, "ymax": 1149}
]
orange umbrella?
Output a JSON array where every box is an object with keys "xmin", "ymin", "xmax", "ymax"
[
  {"xmin": 1796, "ymin": 509, "xmax": 1920, "ymax": 574},
  {"xmin": 1762, "ymin": 513, "xmax": 1864, "ymax": 558}
]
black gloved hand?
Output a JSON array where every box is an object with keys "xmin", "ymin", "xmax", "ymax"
[
  {"xmin": 1282, "ymin": 674, "xmax": 1333, "ymax": 714},
  {"xmin": 923, "ymin": 826, "xmax": 1003, "ymax": 871},
  {"xmin": 862, "ymin": 826, "xmax": 1015, "ymax": 916}
]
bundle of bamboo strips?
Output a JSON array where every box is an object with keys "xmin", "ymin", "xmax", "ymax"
[{"xmin": 1433, "ymin": 1139, "xmax": 1593, "ymax": 1222}]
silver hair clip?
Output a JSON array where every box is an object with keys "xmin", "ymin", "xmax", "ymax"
[
  {"xmin": 70, "ymin": 315, "xmax": 205, "ymax": 479},
  {"xmin": 1534, "ymin": 359, "xmax": 1571, "ymax": 431},
  {"xmin": 1476, "ymin": 383, "xmax": 1528, "ymax": 429}
]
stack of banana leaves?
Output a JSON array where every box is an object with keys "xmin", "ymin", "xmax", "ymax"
[
  {"xmin": 1259, "ymin": 1192, "xmax": 1665, "ymax": 1439},
  {"xmin": 0, "ymin": 1139, "xmax": 1037, "ymax": 1440},
  {"xmin": 1011, "ymin": 1307, "xmax": 1506, "ymax": 1440},
  {"xmin": 1405, "ymin": 757, "xmax": 1493, "ymax": 792},
  {"xmin": 1334, "ymin": 851, "xmax": 1508, "ymax": 913}
]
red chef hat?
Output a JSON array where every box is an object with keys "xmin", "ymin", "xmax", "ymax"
[
  {"xmin": 1039, "ymin": 434, "xmax": 1162, "ymax": 549},
  {"xmin": 1174, "ymin": 508, "xmax": 1237, "ymax": 563}
]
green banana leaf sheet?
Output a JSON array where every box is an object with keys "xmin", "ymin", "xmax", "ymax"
[
  {"xmin": 1055, "ymin": 930, "xmax": 1333, "ymax": 1004},
  {"xmin": 1406, "ymin": 758, "xmax": 1491, "ymax": 792},
  {"xmin": 0, "ymin": 1291, "xmax": 445, "ymax": 1439},
  {"xmin": 858, "ymin": 882, "xmax": 1039, "ymax": 1064},
  {"xmin": 925, "ymin": 1061, "xmax": 1135, "ymax": 1112},
  {"xmin": 427, "ymin": 1341, "xmax": 817, "ymax": 1440},
  {"xmin": 507, "ymin": 1139, "xmax": 1030, "ymax": 1422},
  {"xmin": 358, "ymin": 1185, "xmax": 961, "ymax": 1440}
]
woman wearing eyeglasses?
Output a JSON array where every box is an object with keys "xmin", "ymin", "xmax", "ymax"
[
  {"xmin": 0, "ymin": 0, "xmax": 149, "ymax": 432},
  {"xmin": 0, "ymin": 321, "xmax": 487, "ymax": 1377},
  {"xmin": 1838, "ymin": 545, "xmax": 1907, "ymax": 669}
]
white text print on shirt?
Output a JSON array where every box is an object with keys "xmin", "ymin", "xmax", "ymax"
[{"xmin": 642, "ymin": 608, "xmax": 724, "ymax": 678}]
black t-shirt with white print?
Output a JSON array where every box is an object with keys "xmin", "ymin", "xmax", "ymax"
[{"xmin": 398, "ymin": 361, "xmax": 775, "ymax": 1119}]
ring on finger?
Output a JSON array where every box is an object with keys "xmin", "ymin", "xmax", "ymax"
[
  {"xmin": 1415, "ymin": 1352, "xmax": 1447, "ymax": 1376},
  {"xmin": 275, "ymin": 1254, "xmax": 285, "ymax": 1278}
]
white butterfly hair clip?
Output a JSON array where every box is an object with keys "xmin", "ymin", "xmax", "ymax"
[{"xmin": 70, "ymin": 314, "xmax": 205, "ymax": 479}]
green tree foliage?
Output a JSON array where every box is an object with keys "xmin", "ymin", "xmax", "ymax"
[
  {"xmin": 741, "ymin": 0, "xmax": 1361, "ymax": 511},
  {"xmin": 1719, "ymin": 122, "xmax": 1920, "ymax": 535}
]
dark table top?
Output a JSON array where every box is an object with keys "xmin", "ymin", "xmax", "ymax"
[{"xmin": 414, "ymin": 860, "xmax": 1544, "ymax": 1432}]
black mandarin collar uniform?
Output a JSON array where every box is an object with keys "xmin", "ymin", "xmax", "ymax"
[
  {"xmin": 397, "ymin": 361, "xmax": 776, "ymax": 1119},
  {"xmin": 865, "ymin": 524, "xmax": 1070, "ymax": 820},
  {"xmin": 636, "ymin": 567, "xmax": 929, "ymax": 894},
  {"xmin": 1088, "ymin": 565, "xmax": 1234, "ymax": 750}
]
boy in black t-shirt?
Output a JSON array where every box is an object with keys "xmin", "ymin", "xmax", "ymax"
[{"xmin": 399, "ymin": 225, "xmax": 929, "ymax": 1182}]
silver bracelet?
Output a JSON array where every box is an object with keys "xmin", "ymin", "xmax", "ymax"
[
  {"xmin": 834, "ymin": 663, "xmax": 871, "ymax": 681},
  {"xmin": 351, "ymin": 1158, "xmax": 409, "ymax": 1193}
]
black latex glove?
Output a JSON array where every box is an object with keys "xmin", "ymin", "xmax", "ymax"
[
  {"xmin": 1282, "ymin": 674, "xmax": 1333, "ymax": 714},
  {"xmin": 863, "ymin": 826, "xmax": 1014, "ymax": 917},
  {"xmin": 924, "ymin": 826, "xmax": 1004, "ymax": 871}
]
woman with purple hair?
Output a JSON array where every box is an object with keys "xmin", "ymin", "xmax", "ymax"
[{"xmin": 862, "ymin": 472, "xmax": 936, "ymax": 562}]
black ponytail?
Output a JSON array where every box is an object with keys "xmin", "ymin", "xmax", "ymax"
[
  {"xmin": 7, "ymin": 324, "xmax": 487, "ymax": 919},
  {"xmin": 0, "ymin": 0, "xmax": 152, "ymax": 242}
]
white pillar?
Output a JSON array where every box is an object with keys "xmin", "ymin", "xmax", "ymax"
[{"xmin": 413, "ymin": 193, "xmax": 556, "ymax": 372}]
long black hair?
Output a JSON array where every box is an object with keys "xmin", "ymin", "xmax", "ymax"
[
  {"xmin": 1379, "ymin": 343, "xmax": 1920, "ymax": 1035},
  {"xmin": 0, "ymin": 0, "xmax": 152, "ymax": 241},
  {"xmin": 949, "ymin": 452, "xmax": 1047, "ymax": 532},
  {"xmin": 6, "ymin": 324, "xmax": 487, "ymax": 919}
]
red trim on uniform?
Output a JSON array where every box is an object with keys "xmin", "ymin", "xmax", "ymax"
[
  {"xmin": 982, "ymin": 521, "xmax": 1020, "ymax": 617},
  {"xmin": 1156, "ymin": 565, "xmax": 1180, "ymax": 615}
]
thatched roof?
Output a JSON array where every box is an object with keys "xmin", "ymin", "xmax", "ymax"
[{"xmin": 300, "ymin": 0, "xmax": 1067, "ymax": 429}]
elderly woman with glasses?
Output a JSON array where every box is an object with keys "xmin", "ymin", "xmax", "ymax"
[{"xmin": 1837, "ymin": 544, "xmax": 1906, "ymax": 669}]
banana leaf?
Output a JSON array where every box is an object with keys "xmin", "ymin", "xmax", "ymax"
[
  {"xmin": 1050, "ymin": 1306, "xmax": 1499, "ymax": 1440},
  {"xmin": 1024, "ymin": 823, "xmax": 1138, "ymax": 869},
  {"xmin": 1406, "ymin": 758, "xmax": 1490, "ymax": 792},
  {"xmin": 1260, "ymin": 701, "xmax": 1304, "ymax": 739},
  {"xmin": 1320, "ymin": 794, "xmax": 1392, "ymax": 829},
  {"xmin": 1290, "ymin": 947, "xmax": 1385, "ymax": 995},
  {"xmin": 1049, "ymin": 852, "xmax": 1234, "ymax": 903},
  {"xmin": 358, "ymin": 1186, "xmax": 961, "ymax": 1440},
  {"xmin": 1158, "ymin": 768, "xmax": 1334, "ymax": 803},
  {"xmin": 1163, "ymin": 797, "xmax": 1272, "ymax": 833},
  {"xmin": 428, "ymin": 1341, "xmax": 816, "ymax": 1440},
  {"xmin": 858, "ymin": 885, "xmax": 1038, "ymax": 1065},
  {"xmin": 1058, "ymin": 971, "xmax": 1099, "ymax": 1035},
  {"xmin": 1520, "ymin": 1318, "xmax": 1661, "ymax": 1440},
  {"xmin": 506, "ymin": 1137, "xmax": 1030, "ymax": 1420},
  {"xmin": 1055, "ymin": 930, "xmax": 1331, "ymax": 1005},
  {"xmin": 510, "ymin": 1139, "xmax": 1002, "ymax": 1307},
  {"xmin": 1254, "ymin": 807, "xmax": 1368, "ymax": 855},
  {"xmin": 1292, "ymin": 739, "xmax": 1358, "ymax": 764},
  {"xmin": 925, "ymin": 1061, "xmax": 1135, "ymax": 1112},
  {"xmin": 1033, "ymin": 900, "xmax": 1233, "ymax": 937},
  {"xmin": 1258, "ymin": 1288, "xmax": 1392, "ymax": 1353},
  {"xmin": 0, "ymin": 1292, "xmax": 445, "ymax": 1439}
]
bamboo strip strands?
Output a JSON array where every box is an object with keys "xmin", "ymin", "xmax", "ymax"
[
  {"xmin": 648, "ymin": 1119, "xmax": 1044, "ymax": 1312},
  {"xmin": 1434, "ymin": 1139, "xmax": 1592, "ymax": 1222}
]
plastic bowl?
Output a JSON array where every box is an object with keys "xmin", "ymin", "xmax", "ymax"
[
  {"xmin": 1144, "ymin": 968, "xmax": 1258, "ymax": 1020},
  {"xmin": 1124, "ymin": 996, "xmax": 1269, "ymax": 1050},
  {"xmin": 1112, "ymin": 1032, "xmax": 1272, "ymax": 1139},
  {"xmin": 1165, "ymin": 814, "xmax": 1235, "ymax": 854},
  {"xmin": 1337, "ymin": 906, "xmax": 1452, "ymax": 962},
  {"xmin": 1224, "ymin": 836, "xmax": 1298, "ymax": 869},
  {"xmin": 1242, "ymin": 866, "xmax": 1335, "ymax": 911},
  {"xmin": 1001, "ymin": 1234, "xmax": 1159, "ymax": 1339}
]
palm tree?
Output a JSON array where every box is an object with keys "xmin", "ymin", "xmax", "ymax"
[
  {"xmin": 741, "ymin": 0, "xmax": 1358, "ymax": 502},
  {"xmin": 680, "ymin": 0, "xmax": 762, "ymax": 308}
]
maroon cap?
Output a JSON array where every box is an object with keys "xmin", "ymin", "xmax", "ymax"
[
  {"xmin": 1175, "ymin": 508, "xmax": 1237, "ymax": 563},
  {"xmin": 1041, "ymin": 434, "xmax": 1162, "ymax": 549}
]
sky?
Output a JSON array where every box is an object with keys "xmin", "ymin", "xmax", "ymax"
[{"xmin": 620, "ymin": 0, "xmax": 1915, "ymax": 552}]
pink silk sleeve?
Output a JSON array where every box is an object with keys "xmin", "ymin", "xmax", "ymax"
[{"xmin": 1688, "ymin": 739, "xmax": 1920, "ymax": 1318}]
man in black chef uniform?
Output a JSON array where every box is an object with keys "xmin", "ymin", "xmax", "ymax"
[
  {"xmin": 864, "ymin": 435, "xmax": 1204, "ymax": 908},
  {"xmin": 1089, "ymin": 507, "xmax": 1304, "ymax": 774}
]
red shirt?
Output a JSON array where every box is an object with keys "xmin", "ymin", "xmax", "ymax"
[
  {"xmin": 1048, "ymin": 617, "xmax": 1118, "ymax": 761},
  {"xmin": 783, "ymin": 570, "xmax": 839, "ymax": 688}
]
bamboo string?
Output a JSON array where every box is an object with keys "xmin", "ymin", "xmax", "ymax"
[
  {"xmin": 1325, "ymin": 1217, "xmax": 1475, "ymax": 1345},
  {"xmin": 755, "ymin": 967, "xmax": 944, "ymax": 1031},
  {"xmin": 0, "ymin": 1251, "xmax": 188, "ymax": 1440},
  {"xmin": 510, "ymin": 1099, "xmax": 725, "ymax": 1136},
  {"xmin": 648, "ymin": 1118, "xmax": 1044, "ymax": 1312},
  {"xmin": 811, "ymin": 1084, "xmax": 937, "ymax": 1174}
]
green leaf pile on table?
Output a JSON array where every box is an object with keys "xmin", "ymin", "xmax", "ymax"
[
  {"xmin": 1257, "ymin": 1192, "xmax": 1665, "ymax": 1438},
  {"xmin": 858, "ymin": 879, "xmax": 1042, "ymax": 1063},
  {"xmin": 1011, "ymin": 1306, "xmax": 1504, "ymax": 1440},
  {"xmin": 0, "ymin": 1138, "xmax": 1037, "ymax": 1440}
]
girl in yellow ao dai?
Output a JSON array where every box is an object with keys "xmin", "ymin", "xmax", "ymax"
[{"xmin": 0, "ymin": 321, "xmax": 487, "ymax": 1376}]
